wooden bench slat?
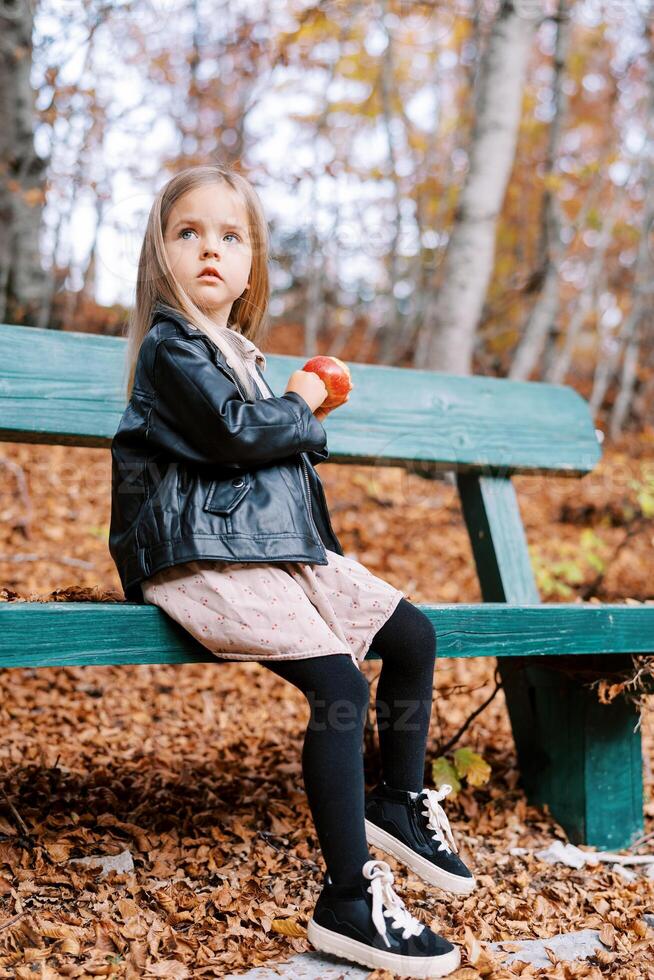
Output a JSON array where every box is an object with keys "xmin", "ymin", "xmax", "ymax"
[
  {"xmin": 0, "ymin": 323, "xmax": 601, "ymax": 475},
  {"xmin": 0, "ymin": 601, "xmax": 652, "ymax": 669}
]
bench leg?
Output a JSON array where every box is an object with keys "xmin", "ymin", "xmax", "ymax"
[
  {"xmin": 457, "ymin": 472, "xmax": 644, "ymax": 851},
  {"xmin": 499, "ymin": 655, "xmax": 643, "ymax": 850}
]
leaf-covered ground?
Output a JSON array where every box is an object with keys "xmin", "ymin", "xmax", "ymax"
[{"xmin": 0, "ymin": 426, "xmax": 653, "ymax": 977}]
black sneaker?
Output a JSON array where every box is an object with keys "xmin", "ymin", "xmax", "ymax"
[
  {"xmin": 364, "ymin": 781, "xmax": 476, "ymax": 895},
  {"xmin": 307, "ymin": 858, "xmax": 460, "ymax": 978}
]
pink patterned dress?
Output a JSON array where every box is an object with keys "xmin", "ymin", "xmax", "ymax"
[{"xmin": 140, "ymin": 336, "xmax": 404, "ymax": 670}]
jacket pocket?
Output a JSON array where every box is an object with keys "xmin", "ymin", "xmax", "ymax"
[{"xmin": 203, "ymin": 473, "xmax": 252, "ymax": 514}]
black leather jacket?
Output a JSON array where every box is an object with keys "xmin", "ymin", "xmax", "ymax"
[{"xmin": 109, "ymin": 302, "xmax": 345, "ymax": 603}]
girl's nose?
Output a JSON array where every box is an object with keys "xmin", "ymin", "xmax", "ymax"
[{"xmin": 201, "ymin": 235, "xmax": 222, "ymax": 257}]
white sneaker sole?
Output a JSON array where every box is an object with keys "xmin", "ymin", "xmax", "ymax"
[
  {"xmin": 307, "ymin": 917, "xmax": 461, "ymax": 978},
  {"xmin": 365, "ymin": 819, "xmax": 477, "ymax": 895}
]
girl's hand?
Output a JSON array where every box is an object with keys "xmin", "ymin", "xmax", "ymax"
[
  {"xmin": 315, "ymin": 394, "xmax": 350, "ymax": 423},
  {"xmin": 284, "ymin": 369, "xmax": 328, "ymax": 412}
]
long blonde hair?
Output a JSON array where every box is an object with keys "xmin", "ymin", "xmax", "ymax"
[{"xmin": 123, "ymin": 164, "xmax": 271, "ymax": 403}]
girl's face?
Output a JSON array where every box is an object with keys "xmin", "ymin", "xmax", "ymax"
[{"xmin": 164, "ymin": 183, "xmax": 252, "ymax": 327}]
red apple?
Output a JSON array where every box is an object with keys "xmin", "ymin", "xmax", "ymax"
[{"xmin": 302, "ymin": 355, "xmax": 353, "ymax": 410}]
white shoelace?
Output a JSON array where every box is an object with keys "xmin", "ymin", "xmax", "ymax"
[
  {"xmin": 420, "ymin": 785, "xmax": 459, "ymax": 855},
  {"xmin": 362, "ymin": 859, "xmax": 425, "ymax": 949}
]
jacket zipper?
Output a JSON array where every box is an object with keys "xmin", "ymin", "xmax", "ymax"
[{"xmin": 299, "ymin": 452, "xmax": 327, "ymax": 560}]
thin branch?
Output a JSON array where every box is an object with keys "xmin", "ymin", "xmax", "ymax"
[
  {"xmin": 437, "ymin": 670, "xmax": 502, "ymax": 755},
  {"xmin": 0, "ymin": 912, "xmax": 26, "ymax": 932},
  {"xmin": 0, "ymin": 786, "xmax": 30, "ymax": 837}
]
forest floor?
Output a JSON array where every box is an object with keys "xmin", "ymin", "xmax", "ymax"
[{"xmin": 0, "ymin": 417, "xmax": 653, "ymax": 978}]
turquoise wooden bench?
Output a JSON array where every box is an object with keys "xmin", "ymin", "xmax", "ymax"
[{"xmin": 1, "ymin": 322, "xmax": 652, "ymax": 850}]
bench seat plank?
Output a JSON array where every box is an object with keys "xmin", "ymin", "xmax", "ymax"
[{"xmin": 0, "ymin": 601, "xmax": 652, "ymax": 669}]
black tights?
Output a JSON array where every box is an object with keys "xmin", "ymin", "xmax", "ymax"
[{"xmin": 262, "ymin": 597, "xmax": 436, "ymax": 886}]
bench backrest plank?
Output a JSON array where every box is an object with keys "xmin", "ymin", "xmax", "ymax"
[{"xmin": 0, "ymin": 323, "xmax": 601, "ymax": 476}]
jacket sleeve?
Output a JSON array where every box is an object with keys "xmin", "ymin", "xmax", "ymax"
[{"xmin": 149, "ymin": 335, "xmax": 330, "ymax": 469}]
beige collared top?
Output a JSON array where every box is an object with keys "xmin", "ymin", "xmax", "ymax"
[{"xmin": 235, "ymin": 334, "xmax": 270, "ymax": 399}]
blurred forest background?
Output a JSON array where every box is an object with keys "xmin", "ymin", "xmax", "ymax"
[{"xmin": 2, "ymin": 0, "xmax": 653, "ymax": 440}]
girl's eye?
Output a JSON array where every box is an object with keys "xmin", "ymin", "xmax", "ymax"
[{"xmin": 178, "ymin": 228, "xmax": 241, "ymax": 242}]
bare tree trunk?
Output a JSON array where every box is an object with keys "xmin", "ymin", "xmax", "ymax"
[
  {"xmin": 329, "ymin": 312, "xmax": 358, "ymax": 359},
  {"xmin": 304, "ymin": 181, "xmax": 334, "ymax": 358},
  {"xmin": 633, "ymin": 361, "xmax": 654, "ymax": 426},
  {"xmin": 387, "ymin": 50, "xmax": 446, "ymax": 365},
  {"xmin": 590, "ymin": 15, "xmax": 654, "ymax": 428},
  {"xmin": 591, "ymin": 302, "xmax": 634, "ymax": 421},
  {"xmin": 79, "ymin": 179, "xmax": 111, "ymax": 314},
  {"xmin": 546, "ymin": 197, "xmax": 620, "ymax": 385},
  {"xmin": 35, "ymin": 11, "xmax": 110, "ymax": 331},
  {"xmin": 512, "ymin": 266, "xmax": 560, "ymax": 379},
  {"xmin": 508, "ymin": 0, "xmax": 572, "ymax": 380},
  {"xmin": 304, "ymin": 258, "xmax": 323, "ymax": 357},
  {"xmin": 376, "ymin": 0, "xmax": 405, "ymax": 365},
  {"xmin": 409, "ymin": 19, "xmax": 489, "ymax": 370},
  {"xmin": 610, "ymin": 319, "xmax": 643, "ymax": 439},
  {"xmin": 423, "ymin": 0, "xmax": 539, "ymax": 376},
  {"xmin": 299, "ymin": 15, "xmax": 353, "ymax": 358},
  {"xmin": 395, "ymin": 15, "xmax": 488, "ymax": 366},
  {"xmin": 0, "ymin": 2, "xmax": 50, "ymax": 325}
]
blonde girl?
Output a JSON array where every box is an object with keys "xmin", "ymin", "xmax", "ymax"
[{"xmin": 109, "ymin": 164, "xmax": 474, "ymax": 979}]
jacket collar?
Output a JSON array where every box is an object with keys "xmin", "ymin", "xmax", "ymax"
[
  {"xmin": 151, "ymin": 301, "xmax": 236, "ymax": 386},
  {"xmin": 151, "ymin": 301, "xmax": 266, "ymax": 366},
  {"xmin": 152, "ymin": 300, "xmax": 201, "ymax": 339},
  {"xmin": 151, "ymin": 300, "xmax": 270, "ymax": 396}
]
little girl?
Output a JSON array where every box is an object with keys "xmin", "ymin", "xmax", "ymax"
[{"xmin": 109, "ymin": 164, "xmax": 475, "ymax": 978}]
